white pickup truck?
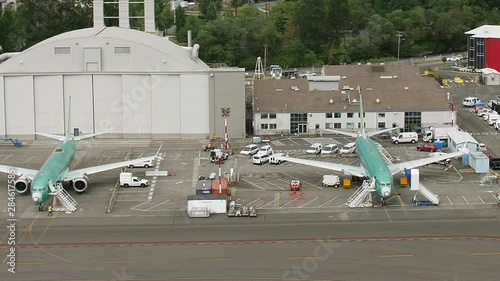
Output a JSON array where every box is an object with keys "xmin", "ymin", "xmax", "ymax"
[{"xmin": 119, "ymin": 172, "xmax": 148, "ymax": 187}]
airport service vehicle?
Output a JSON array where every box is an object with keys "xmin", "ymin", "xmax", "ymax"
[
  {"xmin": 127, "ymin": 158, "xmax": 153, "ymax": 168},
  {"xmin": 0, "ymin": 97, "xmax": 161, "ymax": 211},
  {"xmin": 252, "ymin": 154, "xmax": 269, "ymax": 165},
  {"xmin": 240, "ymin": 144, "xmax": 259, "ymax": 155},
  {"xmin": 487, "ymin": 114, "xmax": 500, "ymax": 125},
  {"xmin": 209, "ymin": 149, "xmax": 229, "ymax": 163},
  {"xmin": 306, "ymin": 143, "xmax": 322, "ymax": 154},
  {"xmin": 269, "ymin": 153, "xmax": 288, "ymax": 164},
  {"xmin": 277, "ymin": 88, "xmax": 465, "ymax": 206},
  {"xmin": 428, "ymin": 152, "xmax": 451, "ymax": 166},
  {"xmin": 321, "ymin": 144, "xmax": 339, "ymax": 154},
  {"xmin": 463, "ymin": 97, "xmax": 479, "ymax": 107},
  {"xmin": 290, "ymin": 180, "xmax": 302, "ymax": 191},
  {"xmin": 339, "ymin": 142, "xmax": 356, "ymax": 155},
  {"xmin": 477, "ymin": 108, "xmax": 492, "ymax": 117},
  {"xmin": 417, "ymin": 143, "xmax": 437, "ymax": 152},
  {"xmin": 322, "ymin": 175, "xmax": 340, "ymax": 188},
  {"xmin": 392, "ymin": 132, "xmax": 418, "ymax": 144},
  {"xmin": 422, "ymin": 127, "xmax": 455, "ymax": 143},
  {"xmin": 119, "ymin": 172, "xmax": 148, "ymax": 187}
]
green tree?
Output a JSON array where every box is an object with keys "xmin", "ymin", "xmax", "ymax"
[
  {"xmin": 0, "ymin": 4, "xmax": 19, "ymax": 52},
  {"xmin": 230, "ymin": 0, "xmax": 246, "ymax": 16},
  {"xmin": 198, "ymin": 0, "xmax": 223, "ymax": 21},
  {"xmin": 155, "ymin": 0, "xmax": 175, "ymax": 35}
]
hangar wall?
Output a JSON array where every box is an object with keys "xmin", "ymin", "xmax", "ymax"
[{"xmin": 0, "ymin": 73, "xmax": 210, "ymax": 139}]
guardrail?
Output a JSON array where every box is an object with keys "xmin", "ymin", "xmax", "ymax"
[{"xmin": 106, "ymin": 149, "xmax": 133, "ymax": 213}]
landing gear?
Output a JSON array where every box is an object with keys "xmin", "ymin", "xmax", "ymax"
[
  {"xmin": 381, "ymin": 198, "xmax": 387, "ymax": 206},
  {"xmin": 38, "ymin": 203, "xmax": 44, "ymax": 212}
]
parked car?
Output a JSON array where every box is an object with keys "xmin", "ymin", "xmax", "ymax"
[
  {"xmin": 417, "ymin": 143, "xmax": 437, "ymax": 152},
  {"xmin": 257, "ymin": 145, "xmax": 273, "ymax": 156},
  {"xmin": 446, "ymin": 55, "xmax": 462, "ymax": 61},
  {"xmin": 300, "ymin": 71, "xmax": 316, "ymax": 79},
  {"xmin": 127, "ymin": 158, "xmax": 153, "ymax": 168},
  {"xmin": 477, "ymin": 108, "xmax": 492, "ymax": 117},
  {"xmin": 252, "ymin": 154, "xmax": 270, "ymax": 165},
  {"xmin": 428, "ymin": 152, "xmax": 451, "ymax": 166},
  {"xmin": 306, "ymin": 143, "xmax": 322, "ymax": 154},
  {"xmin": 240, "ymin": 144, "xmax": 259, "ymax": 155},
  {"xmin": 321, "ymin": 144, "xmax": 339, "ymax": 154},
  {"xmin": 339, "ymin": 142, "xmax": 356, "ymax": 155}
]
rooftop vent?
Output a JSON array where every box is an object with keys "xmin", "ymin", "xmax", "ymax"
[
  {"xmin": 290, "ymin": 86, "xmax": 299, "ymax": 91},
  {"xmin": 367, "ymin": 88, "xmax": 373, "ymax": 91},
  {"xmin": 376, "ymin": 98, "xmax": 380, "ymax": 104},
  {"xmin": 276, "ymin": 88, "xmax": 283, "ymax": 92}
]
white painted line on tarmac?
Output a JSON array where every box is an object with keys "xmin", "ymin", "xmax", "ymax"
[
  {"xmin": 144, "ymin": 200, "xmax": 170, "ymax": 211},
  {"xmin": 246, "ymin": 198, "xmax": 261, "ymax": 205},
  {"xmin": 280, "ymin": 198, "xmax": 300, "ymax": 208},
  {"xmin": 262, "ymin": 181, "xmax": 285, "ymax": 190},
  {"xmin": 130, "ymin": 201, "xmax": 150, "ymax": 209},
  {"xmin": 287, "ymin": 138, "xmax": 300, "ymax": 146},
  {"xmin": 478, "ymin": 195, "xmax": 485, "ymax": 204},
  {"xmin": 319, "ymin": 197, "xmax": 338, "ymax": 208},
  {"xmin": 258, "ymin": 200, "xmax": 276, "ymax": 209},
  {"xmin": 299, "ymin": 197, "xmax": 319, "ymax": 208},
  {"xmin": 462, "ymin": 196, "xmax": 469, "ymax": 204},
  {"xmin": 241, "ymin": 178, "xmax": 266, "ymax": 190},
  {"xmin": 149, "ymin": 187, "xmax": 154, "ymax": 192},
  {"xmin": 446, "ymin": 196, "xmax": 453, "ymax": 205}
]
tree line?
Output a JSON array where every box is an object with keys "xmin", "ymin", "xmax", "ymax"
[{"xmin": 1, "ymin": 0, "xmax": 500, "ymax": 70}]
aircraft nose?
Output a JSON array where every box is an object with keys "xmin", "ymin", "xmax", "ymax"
[
  {"xmin": 383, "ymin": 190, "xmax": 391, "ymax": 197},
  {"xmin": 32, "ymin": 193, "xmax": 41, "ymax": 203}
]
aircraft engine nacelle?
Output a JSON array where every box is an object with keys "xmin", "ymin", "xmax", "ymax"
[
  {"xmin": 72, "ymin": 176, "xmax": 89, "ymax": 193},
  {"xmin": 14, "ymin": 178, "xmax": 30, "ymax": 194}
]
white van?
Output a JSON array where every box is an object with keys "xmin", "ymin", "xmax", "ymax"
[
  {"xmin": 257, "ymin": 145, "xmax": 273, "ymax": 156},
  {"xmin": 240, "ymin": 144, "xmax": 259, "ymax": 155},
  {"xmin": 252, "ymin": 154, "xmax": 269, "ymax": 165},
  {"xmin": 391, "ymin": 132, "xmax": 418, "ymax": 144},
  {"xmin": 488, "ymin": 114, "xmax": 500, "ymax": 126},
  {"xmin": 463, "ymin": 97, "xmax": 478, "ymax": 107},
  {"xmin": 339, "ymin": 142, "xmax": 356, "ymax": 154},
  {"xmin": 306, "ymin": 143, "xmax": 322, "ymax": 154}
]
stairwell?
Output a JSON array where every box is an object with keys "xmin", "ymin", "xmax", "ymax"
[{"xmin": 347, "ymin": 179, "xmax": 376, "ymax": 208}]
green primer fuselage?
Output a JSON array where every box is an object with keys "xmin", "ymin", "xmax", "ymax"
[
  {"xmin": 355, "ymin": 136, "xmax": 393, "ymax": 198},
  {"xmin": 30, "ymin": 139, "xmax": 76, "ymax": 204}
]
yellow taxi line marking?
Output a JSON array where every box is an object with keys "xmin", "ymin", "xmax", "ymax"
[
  {"xmin": 17, "ymin": 262, "xmax": 45, "ymax": 265},
  {"xmin": 194, "ymin": 258, "xmax": 231, "ymax": 262},
  {"xmin": 379, "ymin": 254, "xmax": 414, "ymax": 258},
  {"xmin": 469, "ymin": 252, "xmax": 500, "ymax": 256},
  {"xmin": 287, "ymin": 256, "xmax": 320, "ymax": 260},
  {"xmin": 102, "ymin": 260, "xmax": 137, "ymax": 264}
]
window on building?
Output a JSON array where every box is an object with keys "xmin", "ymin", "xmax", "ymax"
[
  {"xmin": 325, "ymin": 123, "xmax": 333, "ymax": 129},
  {"xmin": 334, "ymin": 123, "xmax": 341, "ymax": 129},
  {"xmin": 270, "ymin": 123, "xmax": 277, "ymax": 129},
  {"xmin": 346, "ymin": 122, "xmax": 354, "ymax": 129},
  {"xmin": 378, "ymin": 122, "xmax": 386, "ymax": 128},
  {"xmin": 334, "ymin": 113, "xmax": 341, "ymax": 118},
  {"xmin": 261, "ymin": 113, "xmax": 268, "ymax": 119},
  {"xmin": 54, "ymin": 47, "xmax": 70, "ymax": 55},
  {"xmin": 347, "ymin": 113, "xmax": 354, "ymax": 118},
  {"xmin": 260, "ymin": 124, "xmax": 269, "ymax": 130},
  {"xmin": 404, "ymin": 112, "xmax": 421, "ymax": 132},
  {"xmin": 326, "ymin": 113, "xmax": 332, "ymax": 118},
  {"xmin": 269, "ymin": 113, "xmax": 276, "ymax": 119},
  {"xmin": 114, "ymin": 47, "xmax": 131, "ymax": 54},
  {"xmin": 378, "ymin": 113, "xmax": 385, "ymax": 118}
]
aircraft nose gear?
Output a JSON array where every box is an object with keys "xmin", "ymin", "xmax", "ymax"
[
  {"xmin": 37, "ymin": 203, "xmax": 44, "ymax": 212},
  {"xmin": 381, "ymin": 198, "xmax": 387, "ymax": 206}
]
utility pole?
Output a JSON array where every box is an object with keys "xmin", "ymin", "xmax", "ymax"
[
  {"xmin": 221, "ymin": 108, "xmax": 231, "ymax": 150},
  {"xmin": 397, "ymin": 31, "xmax": 404, "ymax": 61},
  {"xmin": 263, "ymin": 45, "xmax": 268, "ymax": 75}
]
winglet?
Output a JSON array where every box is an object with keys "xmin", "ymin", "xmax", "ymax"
[{"xmin": 155, "ymin": 143, "xmax": 164, "ymax": 160}]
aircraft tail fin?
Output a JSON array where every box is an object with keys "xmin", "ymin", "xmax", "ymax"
[
  {"xmin": 74, "ymin": 132, "xmax": 107, "ymax": 141},
  {"xmin": 35, "ymin": 133, "xmax": 65, "ymax": 142},
  {"xmin": 358, "ymin": 86, "xmax": 367, "ymax": 138}
]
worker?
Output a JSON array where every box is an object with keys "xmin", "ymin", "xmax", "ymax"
[{"xmin": 47, "ymin": 205, "xmax": 53, "ymax": 216}]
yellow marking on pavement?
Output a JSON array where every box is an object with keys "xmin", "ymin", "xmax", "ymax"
[
  {"xmin": 17, "ymin": 262, "xmax": 45, "ymax": 265},
  {"xmin": 3, "ymin": 212, "xmax": 41, "ymax": 263},
  {"xmin": 469, "ymin": 252, "xmax": 500, "ymax": 256},
  {"xmin": 36, "ymin": 213, "xmax": 57, "ymax": 244},
  {"xmin": 379, "ymin": 254, "xmax": 414, "ymax": 258},
  {"xmin": 102, "ymin": 260, "xmax": 137, "ymax": 264},
  {"xmin": 383, "ymin": 206, "xmax": 392, "ymax": 222},
  {"xmin": 194, "ymin": 258, "xmax": 231, "ymax": 262}
]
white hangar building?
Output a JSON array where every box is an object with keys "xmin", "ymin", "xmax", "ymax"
[{"xmin": 0, "ymin": 26, "xmax": 245, "ymax": 139}]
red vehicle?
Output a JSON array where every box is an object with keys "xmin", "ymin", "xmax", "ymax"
[
  {"xmin": 417, "ymin": 143, "xmax": 437, "ymax": 152},
  {"xmin": 290, "ymin": 180, "xmax": 302, "ymax": 191}
]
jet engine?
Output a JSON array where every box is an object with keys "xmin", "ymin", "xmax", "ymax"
[
  {"xmin": 72, "ymin": 176, "xmax": 89, "ymax": 193},
  {"xmin": 14, "ymin": 178, "xmax": 30, "ymax": 194}
]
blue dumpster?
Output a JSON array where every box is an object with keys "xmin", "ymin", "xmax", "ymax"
[{"xmin": 434, "ymin": 140, "xmax": 445, "ymax": 149}]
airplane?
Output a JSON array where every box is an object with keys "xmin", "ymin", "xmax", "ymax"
[
  {"xmin": 276, "ymin": 87, "xmax": 465, "ymax": 205},
  {"xmin": 0, "ymin": 96, "xmax": 162, "ymax": 211}
]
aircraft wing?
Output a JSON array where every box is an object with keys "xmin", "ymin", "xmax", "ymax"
[
  {"xmin": 62, "ymin": 155, "xmax": 159, "ymax": 180},
  {"xmin": 0, "ymin": 164, "xmax": 38, "ymax": 180},
  {"xmin": 35, "ymin": 133, "xmax": 65, "ymax": 141},
  {"xmin": 275, "ymin": 156, "xmax": 366, "ymax": 177},
  {"xmin": 387, "ymin": 151, "xmax": 465, "ymax": 175}
]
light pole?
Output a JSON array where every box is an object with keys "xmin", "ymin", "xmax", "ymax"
[
  {"xmin": 397, "ymin": 31, "xmax": 404, "ymax": 61},
  {"xmin": 221, "ymin": 108, "xmax": 231, "ymax": 150}
]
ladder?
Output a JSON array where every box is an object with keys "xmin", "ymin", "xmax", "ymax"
[
  {"xmin": 374, "ymin": 142, "xmax": 395, "ymax": 164},
  {"xmin": 416, "ymin": 183, "xmax": 439, "ymax": 205},
  {"xmin": 347, "ymin": 179, "xmax": 376, "ymax": 208},
  {"xmin": 49, "ymin": 181, "xmax": 78, "ymax": 212}
]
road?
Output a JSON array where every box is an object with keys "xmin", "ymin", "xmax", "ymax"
[{"xmin": 0, "ymin": 215, "xmax": 499, "ymax": 281}]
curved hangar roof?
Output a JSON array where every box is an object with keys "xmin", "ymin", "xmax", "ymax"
[{"xmin": 0, "ymin": 26, "xmax": 209, "ymax": 73}]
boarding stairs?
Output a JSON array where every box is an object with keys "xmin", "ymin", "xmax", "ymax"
[
  {"xmin": 413, "ymin": 183, "xmax": 439, "ymax": 205},
  {"xmin": 479, "ymin": 171, "xmax": 498, "ymax": 185},
  {"xmin": 374, "ymin": 142, "xmax": 395, "ymax": 164},
  {"xmin": 347, "ymin": 179, "xmax": 376, "ymax": 208},
  {"xmin": 49, "ymin": 181, "xmax": 77, "ymax": 212}
]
